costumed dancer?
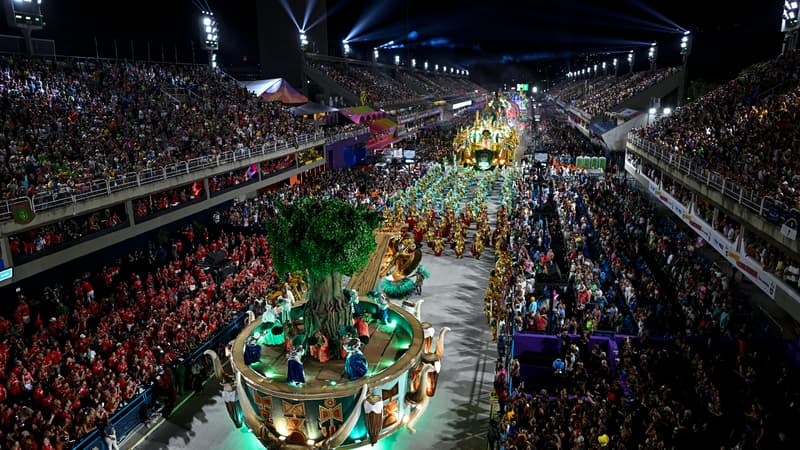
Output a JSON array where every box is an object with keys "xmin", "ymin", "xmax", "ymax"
[
  {"xmin": 308, "ymin": 330, "xmax": 330, "ymax": 363},
  {"xmin": 260, "ymin": 303, "xmax": 285, "ymax": 346},
  {"xmin": 369, "ymin": 290, "xmax": 390, "ymax": 324},
  {"xmin": 243, "ymin": 336, "xmax": 261, "ymax": 365},
  {"xmin": 353, "ymin": 313, "xmax": 370, "ymax": 345},
  {"xmin": 344, "ymin": 287, "xmax": 362, "ymax": 315},
  {"xmin": 286, "ymin": 336, "xmax": 306, "ymax": 386},
  {"xmin": 454, "ymin": 233, "xmax": 465, "ymax": 258},
  {"xmin": 277, "ymin": 283, "xmax": 294, "ymax": 332},
  {"xmin": 344, "ymin": 338, "xmax": 368, "ymax": 380},
  {"xmin": 433, "ymin": 236, "xmax": 445, "ymax": 256},
  {"xmin": 471, "ymin": 235, "xmax": 484, "ymax": 260},
  {"xmin": 222, "ymin": 380, "xmax": 242, "ymax": 428}
]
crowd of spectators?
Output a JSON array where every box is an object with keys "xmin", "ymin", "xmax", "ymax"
[
  {"xmin": 308, "ymin": 62, "xmax": 419, "ymax": 107},
  {"xmin": 0, "ymin": 158, "xmax": 428, "ymax": 449},
  {"xmin": 0, "ymin": 222, "xmax": 279, "ymax": 449},
  {"xmin": 634, "ymin": 53, "xmax": 800, "ymax": 211},
  {"xmin": 628, "ymin": 154, "xmax": 800, "ymax": 294},
  {"xmin": 572, "ymin": 68, "xmax": 678, "ymax": 117},
  {"xmin": 538, "ymin": 119, "xmax": 606, "ymax": 160},
  {"xmin": 491, "ymin": 162, "xmax": 800, "ymax": 449},
  {"xmin": 308, "ymin": 60, "xmax": 483, "ymax": 108},
  {"xmin": 133, "ymin": 183, "xmax": 204, "ymax": 220},
  {"xmin": 8, "ymin": 206, "xmax": 127, "ymax": 263},
  {"xmin": 0, "ymin": 57, "xmax": 322, "ymax": 203}
]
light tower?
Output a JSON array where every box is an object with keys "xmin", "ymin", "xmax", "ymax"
[
  {"xmin": 648, "ymin": 42, "xmax": 657, "ymax": 72},
  {"xmin": 782, "ymin": 1, "xmax": 800, "ymax": 53},
  {"xmin": 200, "ymin": 11, "xmax": 219, "ymax": 69},
  {"xmin": 679, "ymin": 31, "xmax": 692, "ymax": 105},
  {"xmin": 373, "ymin": 48, "xmax": 379, "ymax": 62},
  {"xmin": 299, "ymin": 31, "xmax": 308, "ymax": 50},
  {"xmin": 613, "ymin": 57, "xmax": 618, "ymax": 76},
  {"xmin": 627, "ymin": 50, "xmax": 634, "ymax": 74},
  {"xmin": 3, "ymin": 0, "xmax": 45, "ymax": 57},
  {"xmin": 342, "ymin": 40, "xmax": 351, "ymax": 57}
]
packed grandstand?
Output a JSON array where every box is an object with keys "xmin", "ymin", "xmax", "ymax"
[{"xmin": 1, "ymin": 18, "xmax": 800, "ymax": 450}]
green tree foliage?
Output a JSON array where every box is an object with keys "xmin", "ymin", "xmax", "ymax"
[{"xmin": 267, "ymin": 198, "xmax": 382, "ymax": 279}]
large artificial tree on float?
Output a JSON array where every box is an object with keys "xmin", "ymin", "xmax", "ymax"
[{"xmin": 266, "ymin": 198, "xmax": 381, "ymax": 358}]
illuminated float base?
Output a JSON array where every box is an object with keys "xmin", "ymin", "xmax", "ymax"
[{"xmin": 229, "ymin": 299, "xmax": 442, "ymax": 449}]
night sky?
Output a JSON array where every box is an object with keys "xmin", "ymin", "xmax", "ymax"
[{"xmin": 0, "ymin": 0, "xmax": 786, "ymax": 85}]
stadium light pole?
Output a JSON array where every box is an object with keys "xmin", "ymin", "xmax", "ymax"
[
  {"xmin": 782, "ymin": 1, "xmax": 800, "ymax": 53},
  {"xmin": 648, "ymin": 42, "xmax": 657, "ymax": 72},
  {"xmin": 678, "ymin": 31, "xmax": 692, "ymax": 106},
  {"xmin": 342, "ymin": 40, "xmax": 351, "ymax": 57},
  {"xmin": 3, "ymin": 0, "xmax": 45, "ymax": 57},
  {"xmin": 627, "ymin": 50, "xmax": 634, "ymax": 74},
  {"xmin": 200, "ymin": 11, "xmax": 219, "ymax": 70},
  {"xmin": 299, "ymin": 31, "xmax": 309, "ymax": 50}
]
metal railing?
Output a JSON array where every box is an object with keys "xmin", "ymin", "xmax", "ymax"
[
  {"xmin": 324, "ymin": 127, "xmax": 370, "ymax": 144},
  {"xmin": 0, "ymin": 131, "xmax": 325, "ymax": 222},
  {"xmin": 626, "ymin": 133, "xmax": 794, "ymax": 228}
]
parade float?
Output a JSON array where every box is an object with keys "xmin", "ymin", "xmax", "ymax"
[
  {"xmin": 206, "ymin": 199, "xmax": 447, "ymax": 449},
  {"xmin": 453, "ymin": 90, "xmax": 520, "ymax": 170}
]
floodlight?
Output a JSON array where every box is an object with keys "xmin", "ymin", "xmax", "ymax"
[
  {"xmin": 299, "ymin": 31, "xmax": 308, "ymax": 50},
  {"xmin": 394, "ymin": 54, "xmax": 400, "ymax": 65},
  {"xmin": 663, "ymin": 107, "xmax": 672, "ymax": 115},
  {"xmin": 602, "ymin": 62, "xmax": 606, "ymax": 69},
  {"xmin": 443, "ymin": 65, "xmax": 447, "ymax": 72},
  {"xmin": 613, "ymin": 58, "xmax": 617, "ymax": 66},
  {"xmin": 424, "ymin": 61, "xmax": 428, "ymax": 70},
  {"xmin": 648, "ymin": 107, "xmax": 657, "ymax": 115},
  {"xmin": 373, "ymin": 48, "xmax": 379, "ymax": 61},
  {"xmin": 411, "ymin": 58, "xmax": 416, "ymax": 68},
  {"xmin": 785, "ymin": 0, "xmax": 800, "ymax": 31},
  {"xmin": 532, "ymin": 86, "xmax": 538, "ymax": 93},
  {"xmin": 200, "ymin": 12, "xmax": 218, "ymax": 51},
  {"xmin": 435, "ymin": 64, "xmax": 439, "ymax": 71},
  {"xmin": 343, "ymin": 41, "xmax": 351, "ymax": 57}
]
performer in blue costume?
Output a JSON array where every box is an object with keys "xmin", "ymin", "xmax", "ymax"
[
  {"xmin": 287, "ymin": 335, "xmax": 306, "ymax": 386},
  {"xmin": 344, "ymin": 338, "xmax": 368, "ymax": 380}
]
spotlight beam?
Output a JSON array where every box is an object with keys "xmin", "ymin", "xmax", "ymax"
[
  {"xmin": 306, "ymin": 0, "xmax": 353, "ymax": 32},
  {"xmin": 345, "ymin": 0, "xmax": 402, "ymax": 42},
  {"xmin": 302, "ymin": 0, "xmax": 317, "ymax": 31},
  {"xmin": 278, "ymin": 0, "xmax": 301, "ymax": 31},
  {"xmin": 624, "ymin": 0, "xmax": 686, "ymax": 32}
]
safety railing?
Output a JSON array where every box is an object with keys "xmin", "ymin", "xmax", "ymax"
[
  {"xmin": 625, "ymin": 133, "xmax": 796, "ymax": 225},
  {"xmin": 0, "ymin": 131, "xmax": 325, "ymax": 222},
  {"xmin": 324, "ymin": 126, "xmax": 370, "ymax": 144}
]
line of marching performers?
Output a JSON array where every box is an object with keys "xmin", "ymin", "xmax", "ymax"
[{"xmin": 383, "ymin": 166, "xmax": 511, "ymax": 260}]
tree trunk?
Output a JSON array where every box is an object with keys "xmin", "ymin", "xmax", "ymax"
[{"xmin": 304, "ymin": 272, "xmax": 352, "ymax": 360}]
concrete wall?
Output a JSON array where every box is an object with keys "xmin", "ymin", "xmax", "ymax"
[{"xmin": 0, "ymin": 161, "xmax": 324, "ymax": 287}]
